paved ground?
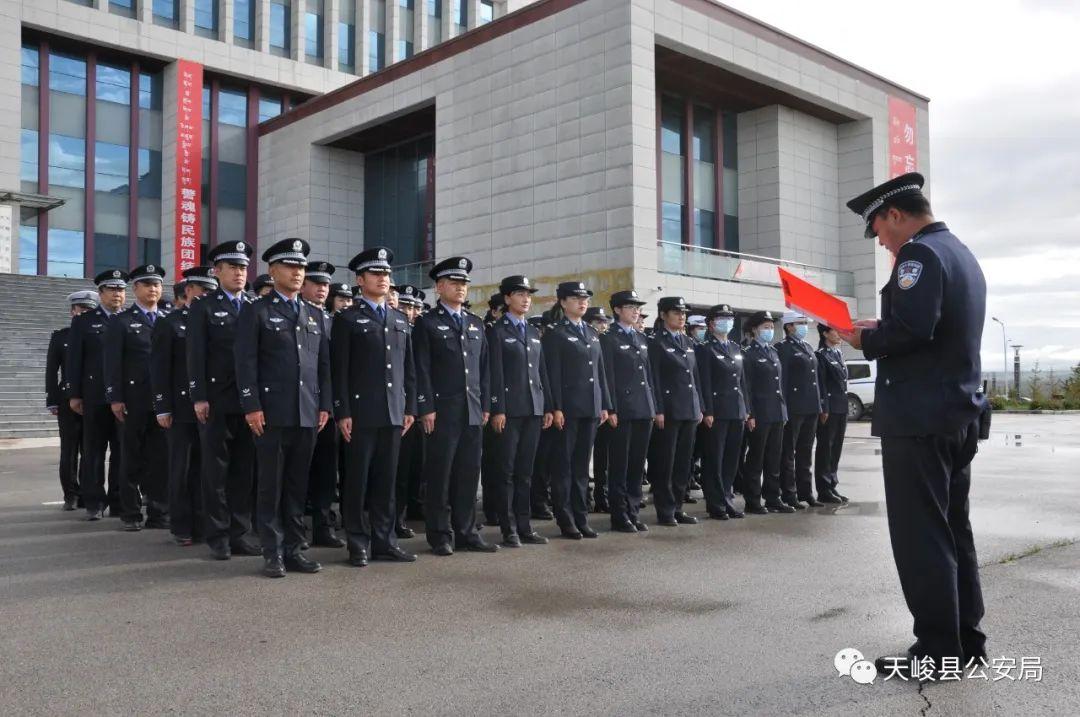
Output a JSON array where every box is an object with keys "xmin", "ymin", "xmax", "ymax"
[{"xmin": 0, "ymin": 414, "xmax": 1077, "ymax": 715}]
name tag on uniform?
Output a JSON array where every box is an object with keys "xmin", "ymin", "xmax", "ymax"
[
  {"xmin": 130, "ymin": 323, "xmax": 143, "ymax": 328},
  {"xmin": 395, "ymin": 319, "xmax": 405, "ymax": 325},
  {"xmin": 91, "ymin": 323, "xmax": 103, "ymax": 329},
  {"xmin": 758, "ymin": 358, "xmax": 767, "ymax": 362}
]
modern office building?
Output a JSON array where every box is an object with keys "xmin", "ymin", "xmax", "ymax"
[{"xmin": 2, "ymin": 0, "xmax": 929, "ymax": 324}]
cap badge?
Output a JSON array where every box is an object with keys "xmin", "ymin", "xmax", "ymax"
[
  {"xmin": 458, "ymin": 258, "xmax": 468, "ymax": 269},
  {"xmin": 112, "ymin": 270, "xmax": 121, "ymax": 278},
  {"xmin": 578, "ymin": 282, "xmax": 584, "ymax": 290},
  {"xmin": 378, "ymin": 248, "xmax": 387, "ymax": 260},
  {"xmin": 292, "ymin": 240, "xmax": 302, "ymax": 251},
  {"xmin": 147, "ymin": 264, "xmax": 155, "ymax": 272}
]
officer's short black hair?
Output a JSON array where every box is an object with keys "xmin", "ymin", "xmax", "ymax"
[
  {"xmin": 173, "ymin": 282, "xmax": 186, "ymax": 299},
  {"xmin": 880, "ymin": 192, "xmax": 932, "ymax": 219}
]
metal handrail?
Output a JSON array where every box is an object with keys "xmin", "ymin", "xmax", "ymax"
[{"xmin": 656, "ymin": 241, "xmax": 839, "ymax": 274}]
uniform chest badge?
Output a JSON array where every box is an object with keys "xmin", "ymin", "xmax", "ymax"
[
  {"xmin": 897, "ymin": 260, "xmax": 923, "ymax": 290},
  {"xmin": 270, "ymin": 317, "xmax": 284, "ymax": 323},
  {"xmin": 567, "ymin": 336, "xmax": 579, "ymax": 343},
  {"xmin": 504, "ymin": 337, "xmax": 517, "ymax": 343},
  {"xmin": 213, "ymin": 311, "xmax": 229, "ymax": 317},
  {"xmin": 468, "ymin": 325, "xmax": 479, "ymax": 332},
  {"xmin": 437, "ymin": 325, "xmax": 451, "ymax": 331},
  {"xmin": 530, "ymin": 338, "xmax": 540, "ymax": 344},
  {"xmin": 619, "ymin": 344, "xmax": 631, "ymax": 350},
  {"xmin": 666, "ymin": 347, "xmax": 676, "ymax": 353},
  {"xmin": 357, "ymin": 318, "xmax": 370, "ymax": 324}
]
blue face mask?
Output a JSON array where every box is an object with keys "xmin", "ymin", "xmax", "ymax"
[
  {"xmin": 758, "ymin": 328, "xmax": 775, "ymax": 343},
  {"xmin": 794, "ymin": 324, "xmax": 808, "ymax": 340},
  {"xmin": 714, "ymin": 319, "xmax": 734, "ymax": 336}
]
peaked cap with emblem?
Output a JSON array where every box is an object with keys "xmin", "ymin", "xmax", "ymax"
[
  {"xmin": 657, "ymin": 296, "xmax": 688, "ymax": 313},
  {"xmin": 556, "ymin": 281, "xmax": 592, "ymax": 299},
  {"xmin": 745, "ymin": 310, "xmax": 778, "ymax": 330},
  {"xmin": 394, "ymin": 284, "xmax": 425, "ymax": 307},
  {"xmin": 845, "ymin": 172, "xmax": 925, "ymax": 239},
  {"xmin": 610, "ymin": 289, "xmax": 646, "ymax": 308},
  {"xmin": 705, "ymin": 303, "xmax": 735, "ymax": 321},
  {"xmin": 94, "ymin": 268, "xmax": 129, "ymax": 289},
  {"xmin": 68, "ymin": 290, "xmax": 99, "ymax": 309},
  {"xmin": 253, "ymin": 273, "xmax": 273, "ymax": 292},
  {"xmin": 129, "ymin": 264, "xmax": 165, "ymax": 284},
  {"xmin": 329, "ymin": 282, "xmax": 353, "ymax": 299},
  {"xmin": 499, "ymin": 275, "xmax": 538, "ymax": 295},
  {"xmin": 584, "ymin": 306, "xmax": 611, "ymax": 323},
  {"xmin": 429, "ymin": 256, "xmax": 473, "ymax": 282},
  {"xmin": 262, "ymin": 237, "xmax": 310, "ymax": 266},
  {"xmin": 305, "ymin": 260, "xmax": 335, "ymax": 283},
  {"xmin": 182, "ymin": 265, "xmax": 218, "ymax": 289},
  {"xmin": 349, "ymin": 246, "xmax": 393, "ymax": 274},
  {"xmin": 207, "ymin": 240, "xmax": 254, "ymax": 266}
]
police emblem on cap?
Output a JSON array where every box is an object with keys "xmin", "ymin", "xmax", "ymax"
[
  {"xmin": 458, "ymin": 258, "xmax": 467, "ymax": 269},
  {"xmin": 378, "ymin": 248, "xmax": 387, "ymax": 260},
  {"xmin": 578, "ymin": 282, "xmax": 584, "ymax": 290},
  {"xmin": 630, "ymin": 291, "xmax": 638, "ymax": 298},
  {"xmin": 112, "ymin": 270, "xmax": 121, "ymax": 278},
  {"xmin": 147, "ymin": 264, "xmax": 155, "ymax": 272},
  {"xmin": 237, "ymin": 242, "xmax": 245, "ymax": 251},
  {"xmin": 292, "ymin": 240, "xmax": 302, "ymax": 251},
  {"xmin": 897, "ymin": 260, "xmax": 923, "ymax": 290}
]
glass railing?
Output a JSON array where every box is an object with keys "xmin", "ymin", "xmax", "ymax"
[{"xmin": 656, "ymin": 241, "xmax": 855, "ymax": 296}]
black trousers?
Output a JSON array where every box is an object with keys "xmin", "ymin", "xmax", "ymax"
[
  {"xmin": 743, "ymin": 421, "xmax": 784, "ymax": 506},
  {"xmin": 607, "ymin": 418, "xmax": 651, "ymax": 524},
  {"xmin": 590, "ymin": 423, "xmax": 611, "ymax": 506},
  {"xmin": 80, "ymin": 403, "xmax": 121, "ymax": 512},
  {"xmin": 56, "ymin": 403, "xmax": 82, "ymax": 502},
  {"xmin": 647, "ymin": 418, "xmax": 697, "ymax": 521},
  {"xmin": 396, "ymin": 425, "xmax": 425, "ymax": 523},
  {"xmin": 308, "ymin": 420, "xmax": 339, "ymax": 530},
  {"xmin": 199, "ymin": 410, "xmax": 255, "ymax": 549},
  {"xmin": 815, "ymin": 412, "xmax": 847, "ymax": 494},
  {"xmin": 781, "ymin": 413, "xmax": 818, "ymax": 501},
  {"xmin": 881, "ymin": 421, "xmax": 986, "ymax": 662},
  {"xmin": 481, "ymin": 424, "xmax": 500, "ymax": 522},
  {"xmin": 550, "ymin": 417, "xmax": 598, "ymax": 531},
  {"xmin": 701, "ymin": 418, "xmax": 744, "ymax": 515},
  {"xmin": 343, "ymin": 425, "xmax": 402, "ymax": 555},
  {"xmin": 423, "ymin": 406, "xmax": 482, "ymax": 548},
  {"xmin": 118, "ymin": 409, "xmax": 168, "ymax": 522},
  {"xmin": 494, "ymin": 415, "xmax": 542, "ymax": 538},
  {"xmin": 255, "ymin": 425, "xmax": 316, "ymax": 558},
  {"xmin": 531, "ymin": 427, "xmax": 554, "ymax": 511},
  {"xmin": 167, "ymin": 421, "xmax": 202, "ymax": 539}
]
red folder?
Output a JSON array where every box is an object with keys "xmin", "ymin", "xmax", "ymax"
[{"xmin": 777, "ymin": 268, "xmax": 853, "ymax": 332}]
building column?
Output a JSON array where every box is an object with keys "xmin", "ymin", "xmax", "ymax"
[
  {"xmin": 180, "ymin": 0, "xmax": 195, "ymax": 34},
  {"xmin": 137, "ymin": 0, "xmax": 153, "ymax": 23},
  {"xmin": 466, "ymin": 0, "xmax": 480, "ymax": 30},
  {"xmin": 325, "ymin": 0, "xmax": 340, "ymax": 69},
  {"xmin": 291, "ymin": 0, "xmax": 305, "ymax": 61},
  {"xmin": 386, "ymin": 0, "xmax": 401, "ymax": 64},
  {"xmin": 0, "ymin": 15, "xmax": 21, "ymax": 272},
  {"xmin": 442, "ymin": 0, "xmax": 453, "ymax": 40},
  {"xmin": 416, "ymin": 0, "xmax": 430, "ymax": 53},
  {"xmin": 222, "ymin": 0, "xmax": 235, "ymax": 44},
  {"xmin": 254, "ymin": 0, "xmax": 272, "ymax": 52}
]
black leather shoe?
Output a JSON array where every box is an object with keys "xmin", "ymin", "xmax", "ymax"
[
  {"xmin": 783, "ymin": 499, "xmax": 807, "ymax": 510},
  {"xmin": 832, "ymin": 489, "xmax": 850, "ymax": 503},
  {"xmin": 432, "ymin": 543, "xmax": 454, "ymax": 556},
  {"xmin": 174, "ymin": 535, "xmax": 194, "ymax": 547},
  {"xmin": 683, "ymin": 495, "xmax": 698, "ymax": 504},
  {"xmin": 520, "ymin": 532, "xmax": 549, "ymax": 545},
  {"xmin": 208, "ymin": 543, "xmax": 231, "ymax": 560},
  {"xmin": 560, "ymin": 528, "xmax": 583, "ymax": 540},
  {"xmin": 502, "ymin": 534, "xmax": 522, "ymax": 548},
  {"xmin": 312, "ymin": 528, "xmax": 346, "ymax": 548},
  {"xmin": 874, "ymin": 653, "xmax": 916, "ymax": 679},
  {"xmin": 347, "ymin": 549, "xmax": 369, "ymax": 567},
  {"xmin": 766, "ymin": 502, "xmax": 796, "ymax": 514},
  {"xmin": 531, "ymin": 508, "xmax": 554, "ymax": 521},
  {"xmin": 674, "ymin": 512, "xmax": 698, "ymax": 525},
  {"xmin": 230, "ymin": 539, "xmax": 262, "ymax": 556},
  {"xmin": 284, "ymin": 552, "xmax": 322, "ymax": 573},
  {"xmin": 86, "ymin": 508, "xmax": 103, "ymax": 521},
  {"xmin": 802, "ymin": 497, "xmax": 825, "ymax": 507},
  {"xmin": 122, "ymin": 519, "xmax": 143, "ymax": 532},
  {"xmin": 611, "ymin": 520, "xmax": 638, "ymax": 533},
  {"xmin": 395, "ymin": 524, "xmax": 416, "ymax": 539},
  {"xmin": 818, "ymin": 491, "xmax": 843, "ymax": 504},
  {"xmin": 145, "ymin": 516, "xmax": 170, "ymax": 529},
  {"xmin": 373, "ymin": 545, "xmax": 417, "ymax": 562},
  {"xmin": 726, "ymin": 508, "xmax": 745, "ymax": 519},
  {"xmin": 463, "ymin": 540, "xmax": 499, "ymax": 553},
  {"xmin": 579, "ymin": 525, "xmax": 599, "ymax": 539},
  {"xmin": 632, "ymin": 520, "xmax": 649, "ymax": 532},
  {"xmin": 63, "ymin": 498, "xmax": 77, "ymax": 511},
  {"xmin": 745, "ymin": 503, "xmax": 768, "ymax": 515},
  {"xmin": 708, "ymin": 511, "xmax": 729, "ymax": 521},
  {"xmin": 263, "ymin": 556, "xmax": 286, "ymax": 578},
  {"xmin": 657, "ymin": 516, "xmax": 678, "ymax": 526}
]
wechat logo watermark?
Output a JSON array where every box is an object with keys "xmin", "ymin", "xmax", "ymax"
[{"xmin": 834, "ymin": 648, "xmax": 877, "ymax": 685}]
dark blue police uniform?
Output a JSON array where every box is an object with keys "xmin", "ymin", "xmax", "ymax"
[
  {"xmin": 776, "ymin": 326, "xmax": 826, "ymax": 505},
  {"xmin": 740, "ymin": 311, "xmax": 789, "ymax": 512},
  {"xmin": 814, "ymin": 340, "xmax": 849, "ymax": 500}
]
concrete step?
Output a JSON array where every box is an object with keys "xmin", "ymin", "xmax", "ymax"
[{"xmin": 0, "ymin": 428, "xmax": 59, "ymax": 439}]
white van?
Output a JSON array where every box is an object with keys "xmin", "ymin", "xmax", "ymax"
[{"xmin": 844, "ymin": 359, "xmax": 875, "ymax": 420}]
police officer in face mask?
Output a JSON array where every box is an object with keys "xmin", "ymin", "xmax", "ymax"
[
  {"xmin": 776, "ymin": 312, "xmax": 826, "ymax": 509},
  {"xmin": 740, "ymin": 311, "xmax": 791, "ymax": 514},
  {"xmin": 815, "ymin": 324, "xmax": 850, "ymax": 504}
]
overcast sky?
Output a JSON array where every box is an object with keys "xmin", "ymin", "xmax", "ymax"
[{"xmin": 721, "ymin": 0, "xmax": 1080, "ymax": 374}]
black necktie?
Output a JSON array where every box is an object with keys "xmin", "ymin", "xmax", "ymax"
[
  {"xmin": 146, "ymin": 312, "xmax": 156, "ymax": 325},
  {"xmin": 453, "ymin": 313, "xmax": 463, "ymax": 332},
  {"xmin": 376, "ymin": 304, "xmax": 385, "ymax": 323},
  {"xmin": 233, "ymin": 298, "xmax": 241, "ymax": 313},
  {"xmin": 575, "ymin": 323, "xmax": 586, "ymax": 340},
  {"xmin": 519, "ymin": 322, "xmax": 527, "ymax": 341}
]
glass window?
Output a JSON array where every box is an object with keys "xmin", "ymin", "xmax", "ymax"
[
  {"xmin": 721, "ymin": 111, "xmax": 738, "ymax": 252},
  {"xmin": 194, "ymin": 0, "xmax": 219, "ymax": 38},
  {"xmin": 847, "ymin": 363, "xmax": 871, "ymax": 380},
  {"xmin": 50, "ymin": 52, "xmax": 87, "ymax": 96},
  {"xmin": 18, "ymin": 221, "xmax": 38, "ymax": 276},
  {"xmin": 659, "ymin": 95, "xmax": 685, "ymax": 244},
  {"xmin": 369, "ymin": 0, "xmax": 386, "ymax": 70},
  {"xmin": 96, "ymin": 62, "xmax": 131, "ymax": 106},
  {"xmin": 47, "ymin": 228, "xmax": 85, "ymax": 278},
  {"xmin": 137, "ymin": 70, "xmax": 163, "ymax": 266},
  {"xmin": 109, "ymin": 0, "xmax": 135, "ymax": 17},
  {"xmin": 217, "ymin": 88, "xmax": 248, "ymax": 243},
  {"xmin": 235, "ymin": 0, "xmax": 255, "ymax": 45},
  {"xmin": 21, "ymin": 129, "xmax": 38, "ymax": 185},
  {"xmin": 479, "ymin": 0, "xmax": 492, "ymax": 24},
  {"xmin": 270, "ymin": 0, "xmax": 292, "ymax": 56},
  {"xmin": 398, "ymin": 0, "xmax": 414, "ymax": 60},
  {"xmin": 21, "ymin": 43, "xmax": 39, "ymax": 196},
  {"xmin": 21, "ymin": 44, "xmax": 39, "ymax": 86},
  {"xmin": 692, "ymin": 105, "xmax": 715, "ymax": 248},
  {"xmin": 427, "ymin": 0, "xmax": 442, "ymax": 46},
  {"xmin": 338, "ymin": 0, "xmax": 356, "ymax": 71},
  {"xmin": 153, "ymin": 0, "xmax": 179, "ymax": 27},
  {"xmin": 364, "ymin": 134, "xmax": 434, "ymax": 266},
  {"xmin": 218, "ymin": 88, "xmax": 247, "ymax": 126},
  {"xmin": 258, "ymin": 94, "xmax": 283, "ymax": 122},
  {"xmin": 305, "ymin": 0, "xmax": 324, "ymax": 63},
  {"xmin": 453, "ymin": 0, "xmax": 466, "ymax": 33}
]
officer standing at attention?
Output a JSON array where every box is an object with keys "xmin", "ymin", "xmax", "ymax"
[
  {"xmin": 694, "ymin": 304, "xmax": 749, "ymax": 520},
  {"xmin": 68, "ymin": 271, "xmax": 128, "ymax": 520},
  {"xmin": 393, "ymin": 284, "xmax": 427, "ymax": 537},
  {"xmin": 152, "ymin": 266, "xmax": 218, "ymax": 545},
  {"xmin": 236, "ymin": 238, "xmax": 332, "ymax": 577},
  {"xmin": 47, "ymin": 291, "xmax": 99, "ymax": 510},
  {"xmin": 104, "ymin": 263, "xmax": 169, "ymax": 532},
  {"xmin": 253, "ymin": 274, "xmax": 274, "ymax": 297},
  {"xmin": 840, "ymin": 173, "xmax": 989, "ymax": 675},
  {"xmin": 332, "ymin": 247, "xmax": 418, "ymax": 567},
  {"xmin": 776, "ymin": 312, "xmax": 826, "ymax": 509},
  {"xmin": 598, "ymin": 290, "xmax": 654, "ymax": 532},
  {"xmin": 413, "ymin": 257, "xmax": 496, "ymax": 555},
  {"xmin": 302, "ymin": 260, "xmax": 347, "ymax": 549},
  {"xmin": 583, "ymin": 306, "xmax": 612, "ymax": 514},
  {"xmin": 485, "ymin": 275, "xmax": 553, "ymax": 547},
  {"xmin": 542, "ymin": 281, "xmax": 612, "ymax": 539},
  {"xmin": 814, "ymin": 324, "xmax": 850, "ymax": 504},
  {"xmin": 740, "ymin": 311, "xmax": 792, "ymax": 514},
  {"xmin": 327, "ymin": 282, "xmax": 354, "ymax": 314},
  {"xmin": 646, "ymin": 297, "xmax": 704, "ymax": 526},
  {"xmin": 480, "ymin": 291, "xmax": 509, "ymax": 526},
  {"xmin": 187, "ymin": 240, "xmax": 261, "ymax": 560}
]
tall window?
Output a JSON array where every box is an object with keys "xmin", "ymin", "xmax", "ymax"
[
  {"xmin": 270, "ymin": 0, "xmax": 292, "ymax": 57},
  {"xmin": 19, "ymin": 44, "xmax": 39, "ymax": 274},
  {"xmin": 138, "ymin": 72, "xmax": 163, "ymax": 265},
  {"xmin": 369, "ymin": 0, "xmax": 386, "ymax": 71},
  {"xmin": 47, "ymin": 51, "xmax": 88, "ymax": 278},
  {"xmin": 364, "ymin": 135, "xmax": 434, "ymax": 267},
  {"xmin": 217, "ymin": 87, "xmax": 248, "ymax": 244},
  {"xmin": 258, "ymin": 94, "xmax": 284, "ymax": 123},
  {"xmin": 235, "ymin": 0, "xmax": 255, "ymax": 47},
  {"xmin": 338, "ymin": 0, "xmax": 356, "ymax": 73},
  {"xmin": 93, "ymin": 61, "xmax": 131, "ymax": 274},
  {"xmin": 479, "ymin": 0, "xmax": 493, "ymax": 24},
  {"xmin": 659, "ymin": 95, "xmax": 684, "ymax": 245},
  {"xmin": 427, "ymin": 0, "xmax": 442, "ymax": 47},
  {"xmin": 453, "ymin": 0, "xmax": 466, "ymax": 35},
  {"xmin": 152, "ymin": 0, "xmax": 179, "ymax": 28},
  {"xmin": 691, "ymin": 105, "xmax": 715, "ymax": 249},
  {"xmin": 721, "ymin": 112, "xmax": 739, "ymax": 252},
  {"xmin": 194, "ymin": 0, "xmax": 219, "ymax": 39},
  {"xmin": 305, "ymin": 0, "xmax": 324, "ymax": 64},
  {"xmin": 397, "ymin": 0, "xmax": 415, "ymax": 60},
  {"xmin": 109, "ymin": 0, "xmax": 135, "ymax": 18}
]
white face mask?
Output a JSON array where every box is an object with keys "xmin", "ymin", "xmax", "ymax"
[
  {"xmin": 758, "ymin": 328, "xmax": 775, "ymax": 343},
  {"xmin": 713, "ymin": 319, "xmax": 734, "ymax": 336}
]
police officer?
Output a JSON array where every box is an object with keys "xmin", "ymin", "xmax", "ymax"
[
  {"xmin": 486, "ymin": 275, "xmax": 553, "ymax": 547},
  {"xmin": 583, "ymin": 306, "xmax": 612, "ymax": 513},
  {"xmin": 841, "ymin": 173, "xmax": 989, "ymax": 673},
  {"xmin": 253, "ymin": 273, "xmax": 274, "ymax": 297},
  {"xmin": 815, "ymin": 324, "xmax": 850, "ymax": 504},
  {"xmin": 393, "ymin": 284, "xmax": 427, "ymax": 536},
  {"xmin": 695, "ymin": 304, "xmax": 749, "ymax": 520},
  {"xmin": 327, "ymin": 282, "xmax": 353, "ymax": 314},
  {"xmin": 413, "ymin": 257, "xmax": 496, "ymax": 555},
  {"xmin": 47, "ymin": 291, "xmax": 98, "ymax": 510},
  {"xmin": 187, "ymin": 240, "xmax": 260, "ymax": 560},
  {"xmin": 479, "ymin": 292, "xmax": 507, "ymax": 527},
  {"xmin": 740, "ymin": 311, "xmax": 792, "ymax": 514},
  {"xmin": 687, "ymin": 314, "xmax": 707, "ymax": 344},
  {"xmin": 104, "ymin": 263, "xmax": 169, "ymax": 531},
  {"xmin": 599, "ymin": 290, "xmax": 654, "ymax": 532},
  {"xmin": 776, "ymin": 311, "xmax": 826, "ymax": 509},
  {"xmin": 332, "ymin": 247, "xmax": 418, "ymax": 567},
  {"xmin": 646, "ymin": 297, "xmax": 704, "ymax": 526},
  {"xmin": 152, "ymin": 266, "xmax": 217, "ymax": 545},
  {"xmin": 236, "ymin": 238, "xmax": 332, "ymax": 577},
  {"xmin": 543, "ymin": 281, "xmax": 613, "ymax": 539},
  {"xmin": 68, "ymin": 271, "xmax": 127, "ymax": 520}
]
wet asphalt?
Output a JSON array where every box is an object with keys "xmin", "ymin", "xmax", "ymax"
[{"xmin": 0, "ymin": 414, "xmax": 1077, "ymax": 715}]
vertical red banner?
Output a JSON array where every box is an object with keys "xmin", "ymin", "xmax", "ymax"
[
  {"xmin": 888, "ymin": 97, "xmax": 917, "ymax": 179},
  {"xmin": 174, "ymin": 60, "xmax": 203, "ymax": 281}
]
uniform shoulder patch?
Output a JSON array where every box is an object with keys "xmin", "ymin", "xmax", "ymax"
[{"xmin": 897, "ymin": 260, "xmax": 923, "ymax": 290}]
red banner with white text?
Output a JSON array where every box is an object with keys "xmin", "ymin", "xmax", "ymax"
[
  {"xmin": 174, "ymin": 60, "xmax": 203, "ymax": 281},
  {"xmin": 888, "ymin": 97, "xmax": 917, "ymax": 179}
]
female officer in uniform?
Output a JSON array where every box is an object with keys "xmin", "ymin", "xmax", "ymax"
[{"xmin": 815, "ymin": 324, "xmax": 850, "ymax": 504}]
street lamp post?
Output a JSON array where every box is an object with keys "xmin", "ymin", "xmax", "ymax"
[{"xmin": 992, "ymin": 317, "xmax": 1007, "ymax": 397}]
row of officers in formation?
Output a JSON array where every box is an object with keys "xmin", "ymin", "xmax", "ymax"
[{"xmin": 47, "ymin": 238, "xmax": 851, "ymax": 578}]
